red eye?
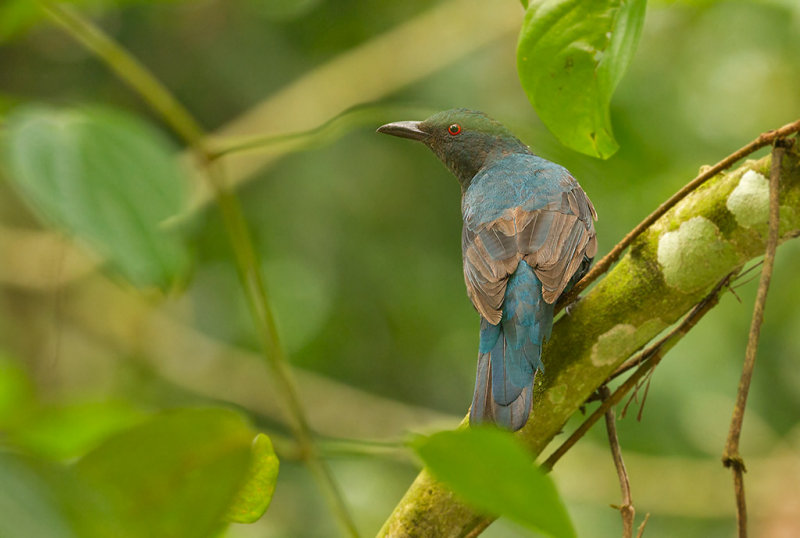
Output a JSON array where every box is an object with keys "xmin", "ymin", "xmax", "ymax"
[{"xmin": 448, "ymin": 123, "xmax": 462, "ymax": 136}]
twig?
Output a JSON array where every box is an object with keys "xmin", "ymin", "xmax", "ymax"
[
  {"xmin": 721, "ymin": 140, "xmax": 790, "ymax": 538},
  {"xmin": 40, "ymin": 5, "xmax": 360, "ymax": 536},
  {"xmin": 729, "ymin": 261, "xmax": 764, "ymax": 291},
  {"xmin": 543, "ymin": 272, "xmax": 735, "ymax": 472},
  {"xmin": 600, "ymin": 386, "xmax": 635, "ymax": 538},
  {"xmin": 207, "ymin": 102, "xmax": 434, "ymax": 160},
  {"xmin": 205, "ymin": 161, "xmax": 360, "ymax": 537},
  {"xmin": 463, "ymin": 520, "xmax": 491, "ymax": 538},
  {"xmin": 636, "ymin": 513, "xmax": 651, "ymax": 538},
  {"xmin": 635, "ymin": 374, "xmax": 653, "ymax": 422},
  {"xmin": 620, "ymin": 368, "xmax": 654, "ymax": 421},
  {"xmin": 557, "ymin": 117, "xmax": 800, "ymax": 312}
]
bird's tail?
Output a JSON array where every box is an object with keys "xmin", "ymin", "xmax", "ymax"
[{"xmin": 469, "ymin": 261, "xmax": 554, "ymax": 431}]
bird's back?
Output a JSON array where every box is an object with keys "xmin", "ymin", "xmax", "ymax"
[
  {"xmin": 463, "ymin": 153, "xmax": 596, "ymax": 430},
  {"xmin": 461, "ymin": 153, "xmax": 596, "ymax": 324},
  {"xmin": 462, "ymin": 153, "xmax": 577, "ymax": 228}
]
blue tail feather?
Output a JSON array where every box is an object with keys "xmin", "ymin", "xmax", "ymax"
[{"xmin": 469, "ymin": 261, "xmax": 554, "ymax": 431}]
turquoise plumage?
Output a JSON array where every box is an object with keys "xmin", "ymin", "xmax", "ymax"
[{"xmin": 378, "ymin": 109, "xmax": 597, "ymax": 430}]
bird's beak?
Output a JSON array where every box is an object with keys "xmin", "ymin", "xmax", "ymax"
[{"xmin": 376, "ymin": 120, "xmax": 428, "ymax": 141}]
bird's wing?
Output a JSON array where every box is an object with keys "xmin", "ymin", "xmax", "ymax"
[
  {"xmin": 462, "ymin": 183, "xmax": 596, "ymax": 324},
  {"xmin": 522, "ymin": 185, "xmax": 597, "ymax": 303}
]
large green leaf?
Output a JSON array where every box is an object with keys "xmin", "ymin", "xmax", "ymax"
[
  {"xmin": 72, "ymin": 408, "xmax": 255, "ymax": 538},
  {"xmin": 225, "ymin": 433, "xmax": 280, "ymax": 523},
  {"xmin": 413, "ymin": 428, "xmax": 575, "ymax": 538},
  {"xmin": 4, "ymin": 105, "xmax": 191, "ymax": 289},
  {"xmin": 517, "ymin": 0, "xmax": 646, "ymax": 158}
]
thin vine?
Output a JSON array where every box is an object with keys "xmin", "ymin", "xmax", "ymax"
[
  {"xmin": 722, "ymin": 139, "xmax": 793, "ymax": 538},
  {"xmin": 39, "ymin": 3, "xmax": 359, "ymax": 536}
]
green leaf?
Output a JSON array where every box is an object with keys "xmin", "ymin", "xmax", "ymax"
[
  {"xmin": 517, "ymin": 0, "xmax": 647, "ymax": 158},
  {"xmin": 4, "ymin": 105, "xmax": 191, "ymax": 289},
  {"xmin": 72, "ymin": 408, "xmax": 254, "ymax": 538},
  {"xmin": 225, "ymin": 433, "xmax": 280, "ymax": 523},
  {"xmin": 8, "ymin": 401, "xmax": 144, "ymax": 461},
  {"xmin": 413, "ymin": 428, "xmax": 575, "ymax": 538}
]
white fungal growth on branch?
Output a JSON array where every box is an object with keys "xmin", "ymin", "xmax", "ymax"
[
  {"xmin": 590, "ymin": 320, "xmax": 665, "ymax": 368},
  {"xmin": 591, "ymin": 324, "xmax": 636, "ymax": 367},
  {"xmin": 657, "ymin": 216, "xmax": 738, "ymax": 292},
  {"xmin": 727, "ymin": 170, "xmax": 770, "ymax": 228},
  {"xmin": 546, "ymin": 383, "xmax": 567, "ymax": 405}
]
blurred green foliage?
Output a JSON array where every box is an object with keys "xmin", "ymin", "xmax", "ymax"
[
  {"xmin": 0, "ymin": 0, "xmax": 189, "ymax": 43},
  {"xmin": 5, "ymin": 105, "xmax": 190, "ymax": 289},
  {"xmin": 0, "ymin": 403, "xmax": 276, "ymax": 537},
  {"xmin": 1, "ymin": 0, "xmax": 800, "ymax": 537}
]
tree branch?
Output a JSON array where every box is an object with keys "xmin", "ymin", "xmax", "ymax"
[
  {"xmin": 600, "ymin": 386, "xmax": 635, "ymax": 538},
  {"xmin": 542, "ymin": 272, "xmax": 734, "ymax": 473},
  {"xmin": 722, "ymin": 140, "xmax": 792, "ymax": 538},
  {"xmin": 636, "ymin": 514, "xmax": 651, "ymax": 538},
  {"xmin": 558, "ymin": 118, "xmax": 800, "ymax": 311},
  {"xmin": 379, "ymin": 142, "xmax": 800, "ymax": 537}
]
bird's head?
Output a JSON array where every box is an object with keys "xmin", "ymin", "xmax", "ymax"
[{"xmin": 377, "ymin": 109, "xmax": 530, "ymax": 189}]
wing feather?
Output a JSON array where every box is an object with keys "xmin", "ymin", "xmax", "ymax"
[{"xmin": 463, "ymin": 182, "xmax": 596, "ymax": 320}]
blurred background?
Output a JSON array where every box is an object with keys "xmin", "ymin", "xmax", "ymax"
[{"xmin": 1, "ymin": 0, "xmax": 800, "ymax": 536}]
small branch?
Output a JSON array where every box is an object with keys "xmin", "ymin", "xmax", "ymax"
[
  {"xmin": 600, "ymin": 386, "xmax": 635, "ymax": 538},
  {"xmin": 636, "ymin": 513, "xmax": 651, "ymax": 538},
  {"xmin": 557, "ymin": 118, "xmax": 800, "ymax": 312},
  {"xmin": 463, "ymin": 520, "xmax": 492, "ymax": 538},
  {"xmin": 728, "ymin": 469, "xmax": 748, "ymax": 538},
  {"xmin": 207, "ymin": 102, "xmax": 433, "ymax": 161},
  {"xmin": 542, "ymin": 356, "xmax": 653, "ymax": 473},
  {"xmin": 721, "ymin": 140, "xmax": 790, "ymax": 538},
  {"xmin": 543, "ymin": 272, "xmax": 735, "ymax": 472},
  {"xmin": 204, "ymin": 162, "xmax": 360, "ymax": 537},
  {"xmin": 620, "ymin": 369, "xmax": 654, "ymax": 421}
]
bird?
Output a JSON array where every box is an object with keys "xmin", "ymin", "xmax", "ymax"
[{"xmin": 377, "ymin": 109, "xmax": 597, "ymax": 431}]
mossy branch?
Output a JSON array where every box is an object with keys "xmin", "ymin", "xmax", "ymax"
[
  {"xmin": 560, "ymin": 117, "xmax": 800, "ymax": 307},
  {"xmin": 378, "ymin": 143, "xmax": 800, "ymax": 537}
]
